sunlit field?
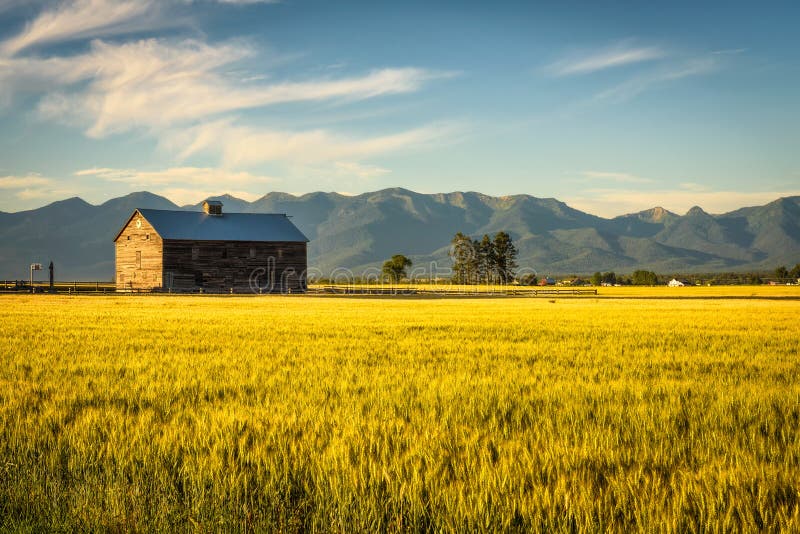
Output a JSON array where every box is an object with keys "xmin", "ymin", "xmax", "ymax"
[{"xmin": 1, "ymin": 294, "xmax": 799, "ymax": 531}]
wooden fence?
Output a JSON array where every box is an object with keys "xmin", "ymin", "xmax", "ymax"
[
  {"xmin": 1, "ymin": 281, "xmax": 598, "ymax": 297},
  {"xmin": 1, "ymin": 281, "xmax": 116, "ymax": 293},
  {"xmin": 308, "ymin": 285, "xmax": 597, "ymax": 296}
]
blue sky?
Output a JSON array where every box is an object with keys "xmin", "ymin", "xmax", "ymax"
[{"xmin": 0, "ymin": 0, "xmax": 798, "ymax": 216}]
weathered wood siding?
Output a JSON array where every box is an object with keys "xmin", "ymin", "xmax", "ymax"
[
  {"xmin": 162, "ymin": 240, "xmax": 307, "ymax": 293},
  {"xmin": 115, "ymin": 213, "xmax": 164, "ymax": 291}
]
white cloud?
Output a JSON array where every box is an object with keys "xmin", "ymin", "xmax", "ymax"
[
  {"xmin": 591, "ymin": 57, "xmax": 717, "ymax": 104},
  {"xmin": 334, "ymin": 161, "xmax": 390, "ymax": 179},
  {"xmin": 0, "ymin": 4, "xmax": 459, "ymax": 186},
  {"xmin": 678, "ymin": 182, "xmax": 710, "ymax": 192},
  {"xmin": 0, "ymin": 37, "xmax": 451, "ymax": 137},
  {"xmin": 547, "ymin": 42, "xmax": 665, "ymax": 77},
  {"xmin": 75, "ymin": 166, "xmax": 276, "ymax": 187},
  {"xmin": 1, "ymin": 0, "xmax": 163, "ymax": 56},
  {"xmin": 167, "ymin": 119, "xmax": 461, "ymax": 166},
  {"xmin": 565, "ymin": 187, "xmax": 800, "ymax": 218},
  {"xmin": 581, "ymin": 171, "xmax": 652, "ymax": 184},
  {"xmin": 0, "ymin": 173, "xmax": 75, "ymax": 205},
  {"xmin": 15, "ymin": 188, "xmax": 60, "ymax": 200},
  {"xmin": 0, "ymin": 173, "xmax": 53, "ymax": 188},
  {"xmin": 711, "ymin": 48, "xmax": 747, "ymax": 55}
]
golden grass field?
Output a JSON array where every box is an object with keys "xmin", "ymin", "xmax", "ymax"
[{"xmin": 1, "ymin": 291, "xmax": 799, "ymax": 531}]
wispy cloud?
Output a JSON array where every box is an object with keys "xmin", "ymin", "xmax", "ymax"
[
  {"xmin": 678, "ymin": 182, "xmax": 710, "ymax": 192},
  {"xmin": 547, "ymin": 42, "xmax": 665, "ymax": 77},
  {"xmin": 334, "ymin": 161, "xmax": 390, "ymax": 179},
  {"xmin": 166, "ymin": 118, "xmax": 461, "ymax": 167},
  {"xmin": 1, "ymin": 37, "xmax": 452, "ymax": 138},
  {"xmin": 580, "ymin": 171, "xmax": 653, "ymax": 184},
  {"xmin": 75, "ymin": 166, "xmax": 276, "ymax": 187},
  {"xmin": 590, "ymin": 56, "xmax": 717, "ymax": 104},
  {"xmin": 0, "ymin": 173, "xmax": 53, "ymax": 188},
  {"xmin": 0, "ymin": 172, "xmax": 74, "ymax": 204},
  {"xmin": 711, "ymin": 48, "xmax": 747, "ymax": 55},
  {"xmin": 0, "ymin": 0, "xmax": 461, "ymax": 192},
  {"xmin": 1, "ymin": 0, "xmax": 165, "ymax": 56}
]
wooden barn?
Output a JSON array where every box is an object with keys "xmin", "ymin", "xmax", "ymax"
[{"xmin": 114, "ymin": 201, "xmax": 309, "ymax": 293}]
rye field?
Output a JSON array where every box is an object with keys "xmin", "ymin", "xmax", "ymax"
[{"xmin": 1, "ymin": 293, "xmax": 799, "ymax": 531}]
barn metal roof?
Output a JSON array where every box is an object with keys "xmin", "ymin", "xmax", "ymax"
[{"xmin": 126, "ymin": 209, "xmax": 309, "ymax": 242}]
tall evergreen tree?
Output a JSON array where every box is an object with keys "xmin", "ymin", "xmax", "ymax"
[
  {"xmin": 493, "ymin": 231, "xmax": 518, "ymax": 283},
  {"xmin": 449, "ymin": 232, "xmax": 476, "ymax": 284},
  {"xmin": 477, "ymin": 234, "xmax": 496, "ymax": 284}
]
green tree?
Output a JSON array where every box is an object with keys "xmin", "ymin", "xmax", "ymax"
[
  {"xmin": 493, "ymin": 232, "xmax": 518, "ymax": 284},
  {"xmin": 775, "ymin": 265, "xmax": 789, "ymax": 281},
  {"xmin": 449, "ymin": 233, "xmax": 476, "ymax": 284},
  {"xmin": 591, "ymin": 272, "xmax": 602, "ymax": 286},
  {"xmin": 477, "ymin": 234, "xmax": 496, "ymax": 284},
  {"xmin": 632, "ymin": 270, "xmax": 658, "ymax": 286},
  {"xmin": 790, "ymin": 263, "xmax": 800, "ymax": 280},
  {"xmin": 382, "ymin": 255, "xmax": 412, "ymax": 283},
  {"xmin": 602, "ymin": 272, "xmax": 617, "ymax": 285}
]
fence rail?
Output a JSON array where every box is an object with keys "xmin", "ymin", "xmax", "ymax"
[
  {"xmin": 1, "ymin": 280, "xmax": 116, "ymax": 292},
  {"xmin": 1, "ymin": 281, "xmax": 598, "ymax": 297},
  {"xmin": 308, "ymin": 285, "xmax": 597, "ymax": 296}
]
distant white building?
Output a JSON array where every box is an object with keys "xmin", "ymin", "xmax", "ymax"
[{"xmin": 667, "ymin": 278, "xmax": 685, "ymax": 287}]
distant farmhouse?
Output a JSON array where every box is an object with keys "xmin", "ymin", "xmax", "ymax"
[{"xmin": 114, "ymin": 201, "xmax": 309, "ymax": 293}]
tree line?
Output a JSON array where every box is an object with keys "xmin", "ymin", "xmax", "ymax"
[
  {"xmin": 587, "ymin": 264, "xmax": 800, "ymax": 286},
  {"xmin": 449, "ymin": 231, "xmax": 518, "ymax": 284}
]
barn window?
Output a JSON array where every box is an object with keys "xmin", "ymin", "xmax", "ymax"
[
  {"xmin": 222, "ymin": 247, "xmax": 228, "ymax": 259},
  {"xmin": 135, "ymin": 251, "xmax": 141, "ymax": 269},
  {"xmin": 145, "ymin": 233, "xmax": 150, "ymax": 241},
  {"xmin": 194, "ymin": 271, "xmax": 203, "ymax": 287},
  {"xmin": 250, "ymin": 248, "xmax": 256, "ymax": 259},
  {"xmin": 192, "ymin": 247, "xmax": 199, "ymax": 260},
  {"xmin": 126, "ymin": 235, "xmax": 131, "ymax": 241}
]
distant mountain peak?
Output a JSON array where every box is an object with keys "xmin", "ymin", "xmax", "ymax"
[
  {"xmin": 628, "ymin": 206, "xmax": 677, "ymax": 223},
  {"xmin": 52, "ymin": 196, "xmax": 93, "ymax": 207},
  {"xmin": 686, "ymin": 205, "xmax": 708, "ymax": 217}
]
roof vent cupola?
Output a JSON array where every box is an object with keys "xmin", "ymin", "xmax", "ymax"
[{"xmin": 203, "ymin": 200, "xmax": 223, "ymax": 216}]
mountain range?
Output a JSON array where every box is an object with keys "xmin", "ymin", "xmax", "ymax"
[{"xmin": 1, "ymin": 188, "xmax": 799, "ymax": 280}]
